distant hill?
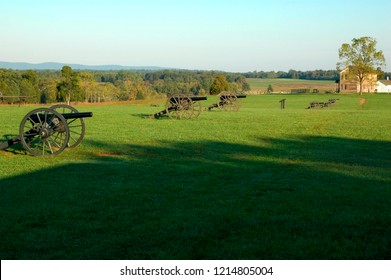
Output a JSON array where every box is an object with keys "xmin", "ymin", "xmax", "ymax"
[{"xmin": 0, "ymin": 61, "xmax": 167, "ymax": 71}]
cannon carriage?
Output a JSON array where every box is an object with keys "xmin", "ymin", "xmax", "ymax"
[
  {"xmin": 208, "ymin": 92, "xmax": 246, "ymax": 112},
  {"xmin": 307, "ymin": 98, "xmax": 339, "ymax": 109},
  {"xmin": 150, "ymin": 94, "xmax": 207, "ymax": 119},
  {"xmin": 0, "ymin": 104, "xmax": 92, "ymax": 156}
]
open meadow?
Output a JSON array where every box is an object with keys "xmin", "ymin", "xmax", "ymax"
[
  {"xmin": 1, "ymin": 93, "xmax": 391, "ymax": 259},
  {"xmin": 247, "ymin": 78, "xmax": 337, "ymax": 93}
]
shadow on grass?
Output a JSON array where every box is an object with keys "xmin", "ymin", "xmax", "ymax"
[
  {"xmin": 130, "ymin": 113, "xmax": 159, "ymax": 119},
  {"xmin": 0, "ymin": 136, "xmax": 390, "ymax": 259},
  {"xmin": 0, "ymin": 134, "xmax": 26, "ymax": 155}
]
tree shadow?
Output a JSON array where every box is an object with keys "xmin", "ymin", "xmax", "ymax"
[{"xmin": 0, "ymin": 136, "xmax": 390, "ymax": 259}]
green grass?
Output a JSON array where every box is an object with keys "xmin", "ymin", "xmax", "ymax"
[{"xmin": 1, "ymin": 94, "xmax": 391, "ymax": 259}]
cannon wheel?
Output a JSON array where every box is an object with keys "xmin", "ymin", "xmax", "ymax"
[
  {"xmin": 50, "ymin": 104, "xmax": 85, "ymax": 148},
  {"xmin": 218, "ymin": 93, "xmax": 240, "ymax": 112},
  {"xmin": 19, "ymin": 108, "xmax": 70, "ymax": 156},
  {"xmin": 192, "ymin": 101, "xmax": 202, "ymax": 118},
  {"xmin": 166, "ymin": 95, "xmax": 194, "ymax": 119}
]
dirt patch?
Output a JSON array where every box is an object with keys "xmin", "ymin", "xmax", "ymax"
[{"xmin": 96, "ymin": 152, "xmax": 122, "ymax": 157}]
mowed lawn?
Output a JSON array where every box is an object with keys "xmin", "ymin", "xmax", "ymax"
[{"xmin": 0, "ymin": 94, "xmax": 390, "ymax": 259}]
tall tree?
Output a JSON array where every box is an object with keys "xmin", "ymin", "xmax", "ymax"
[
  {"xmin": 38, "ymin": 78, "xmax": 58, "ymax": 103},
  {"xmin": 21, "ymin": 70, "xmax": 39, "ymax": 102},
  {"xmin": 79, "ymin": 72, "xmax": 96, "ymax": 102},
  {"xmin": 337, "ymin": 36, "xmax": 386, "ymax": 95},
  {"xmin": 376, "ymin": 67, "xmax": 385, "ymax": 80},
  {"xmin": 209, "ymin": 75, "xmax": 230, "ymax": 95},
  {"xmin": 56, "ymin": 66, "xmax": 82, "ymax": 104}
]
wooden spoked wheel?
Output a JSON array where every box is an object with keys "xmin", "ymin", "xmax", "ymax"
[
  {"xmin": 192, "ymin": 101, "xmax": 203, "ymax": 118},
  {"xmin": 165, "ymin": 95, "xmax": 194, "ymax": 120},
  {"xmin": 50, "ymin": 104, "xmax": 85, "ymax": 148},
  {"xmin": 218, "ymin": 93, "xmax": 240, "ymax": 112},
  {"xmin": 19, "ymin": 108, "xmax": 70, "ymax": 156}
]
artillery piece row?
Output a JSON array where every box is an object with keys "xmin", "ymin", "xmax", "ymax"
[
  {"xmin": 0, "ymin": 93, "xmax": 245, "ymax": 156},
  {"xmin": 307, "ymin": 98, "xmax": 339, "ymax": 109},
  {"xmin": 149, "ymin": 92, "xmax": 247, "ymax": 120}
]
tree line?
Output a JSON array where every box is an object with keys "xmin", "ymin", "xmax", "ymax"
[
  {"xmin": 243, "ymin": 69, "xmax": 340, "ymax": 80},
  {"xmin": 0, "ymin": 68, "xmax": 250, "ymax": 104},
  {"xmin": 242, "ymin": 68, "xmax": 389, "ymax": 81},
  {"xmin": 2, "ymin": 66, "xmax": 389, "ymax": 103}
]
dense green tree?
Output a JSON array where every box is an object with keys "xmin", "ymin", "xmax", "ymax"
[
  {"xmin": 209, "ymin": 75, "xmax": 230, "ymax": 95},
  {"xmin": 190, "ymin": 83, "xmax": 203, "ymax": 95},
  {"xmin": 132, "ymin": 81, "xmax": 153, "ymax": 100},
  {"xmin": 20, "ymin": 80, "xmax": 37, "ymax": 101},
  {"xmin": 242, "ymin": 70, "xmax": 339, "ymax": 80},
  {"xmin": 38, "ymin": 78, "xmax": 57, "ymax": 103},
  {"xmin": 376, "ymin": 67, "xmax": 385, "ymax": 80},
  {"xmin": 0, "ymin": 79, "xmax": 20, "ymax": 102},
  {"xmin": 79, "ymin": 72, "xmax": 96, "ymax": 102},
  {"xmin": 242, "ymin": 80, "xmax": 250, "ymax": 91},
  {"xmin": 89, "ymin": 82, "xmax": 118, "ymax": 102},
  {"xmin": 0, "ymin": 69, "xmax": 20, "ymax": 101},
  {"xmin": 21, "ymin": 70, "xmax": 38, "ymax": 84},
  {"xmin": 115, "ymin": 70, "xmax": 143, "ymax": 83},
  {"xmin": 267, "ymin": 71, "xmax": 277, "ymax": 79},
  {"xmin": 337, "ymin": 36, "xmax": 386, "ymax": 95},
  {"xmin": 20, "ymin": 70, "xmax": 39, "ymax": 102},
  {"xmin": 114, "ymin": 80, "xmax": 133, "ymax": 101},
  {"xmin": 56, "ymin": 66, "xmax": 82, "ymax": 103}
]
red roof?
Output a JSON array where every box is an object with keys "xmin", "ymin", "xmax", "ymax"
[{"xmin": 379, "ymin": 80, "xmax": 391, "ymax": 86}]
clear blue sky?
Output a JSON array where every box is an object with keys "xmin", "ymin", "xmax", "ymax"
[{"xmin": 1, "ymin": 0, "xmax": 390, "ymax": 72}]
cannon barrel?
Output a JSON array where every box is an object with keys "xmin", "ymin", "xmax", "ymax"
[
  {"xmin": 28, "ymin": 112, "xmax": 93, "ymax": 123},
  {"xmin": 169, "ymin": 95, "xmax": 207, "ymax": 102},
  {"xmin": 189, "ymin": 96, "xmax": 207, "ymax": 101},
  {"xmin": 220, "ymin": 93, "xmax": 247, "ymax": 98},
  {"xmin": 61, "ymin": 112, "xmax": 93, "ymax": 119},
  {"xmin": 236, "ymin": 94, "xmax": 247, "ymax": 98}
]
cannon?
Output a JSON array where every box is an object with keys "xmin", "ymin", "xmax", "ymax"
[
  {"xmin": 151, "ymin": 94, "xmax": 207, "ymax": 119},
  {"xmin": 307, "ymin": 98, "xmax": 339, "ymax": 109},
  {"xmin": 208, "ymin": 92, "xmax": 246, "ymax": 112},
  {"xmin": 0, "ymin": 104, "xmax": 93, "ymax": 156}
]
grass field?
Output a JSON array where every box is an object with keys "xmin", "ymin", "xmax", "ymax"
[
  {"xmin": 247, "ymin": 78, "xmax": 336, "ymax": 93},
  {"xmin": 1, "ymin": 93, "xmax": 391, "ymax": 259}
]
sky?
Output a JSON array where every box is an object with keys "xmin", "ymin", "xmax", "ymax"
[{"xmin": 1, "ymin": 0, "xmax": 390, "ymax": 72}]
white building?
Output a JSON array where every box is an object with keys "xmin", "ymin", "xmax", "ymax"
[
  {"xmin": 377, "ymin": 78, "xmax": 391, "ymax": 93},
  {"xmin": 339, "ymin": 68, "xmax": 377, "ymax": 93}
]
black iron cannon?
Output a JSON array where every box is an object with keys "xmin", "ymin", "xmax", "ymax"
[
  {"xmin": 151, "ymin": 94, "xmax": 207, "ymax": 119},
  {"xmin": 0, "ymin": 104, "xmax": 93, "ymax": 156},
  {"xmin": 208, "ymin": 92, "xmax": 246, "ymax": 111}
]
